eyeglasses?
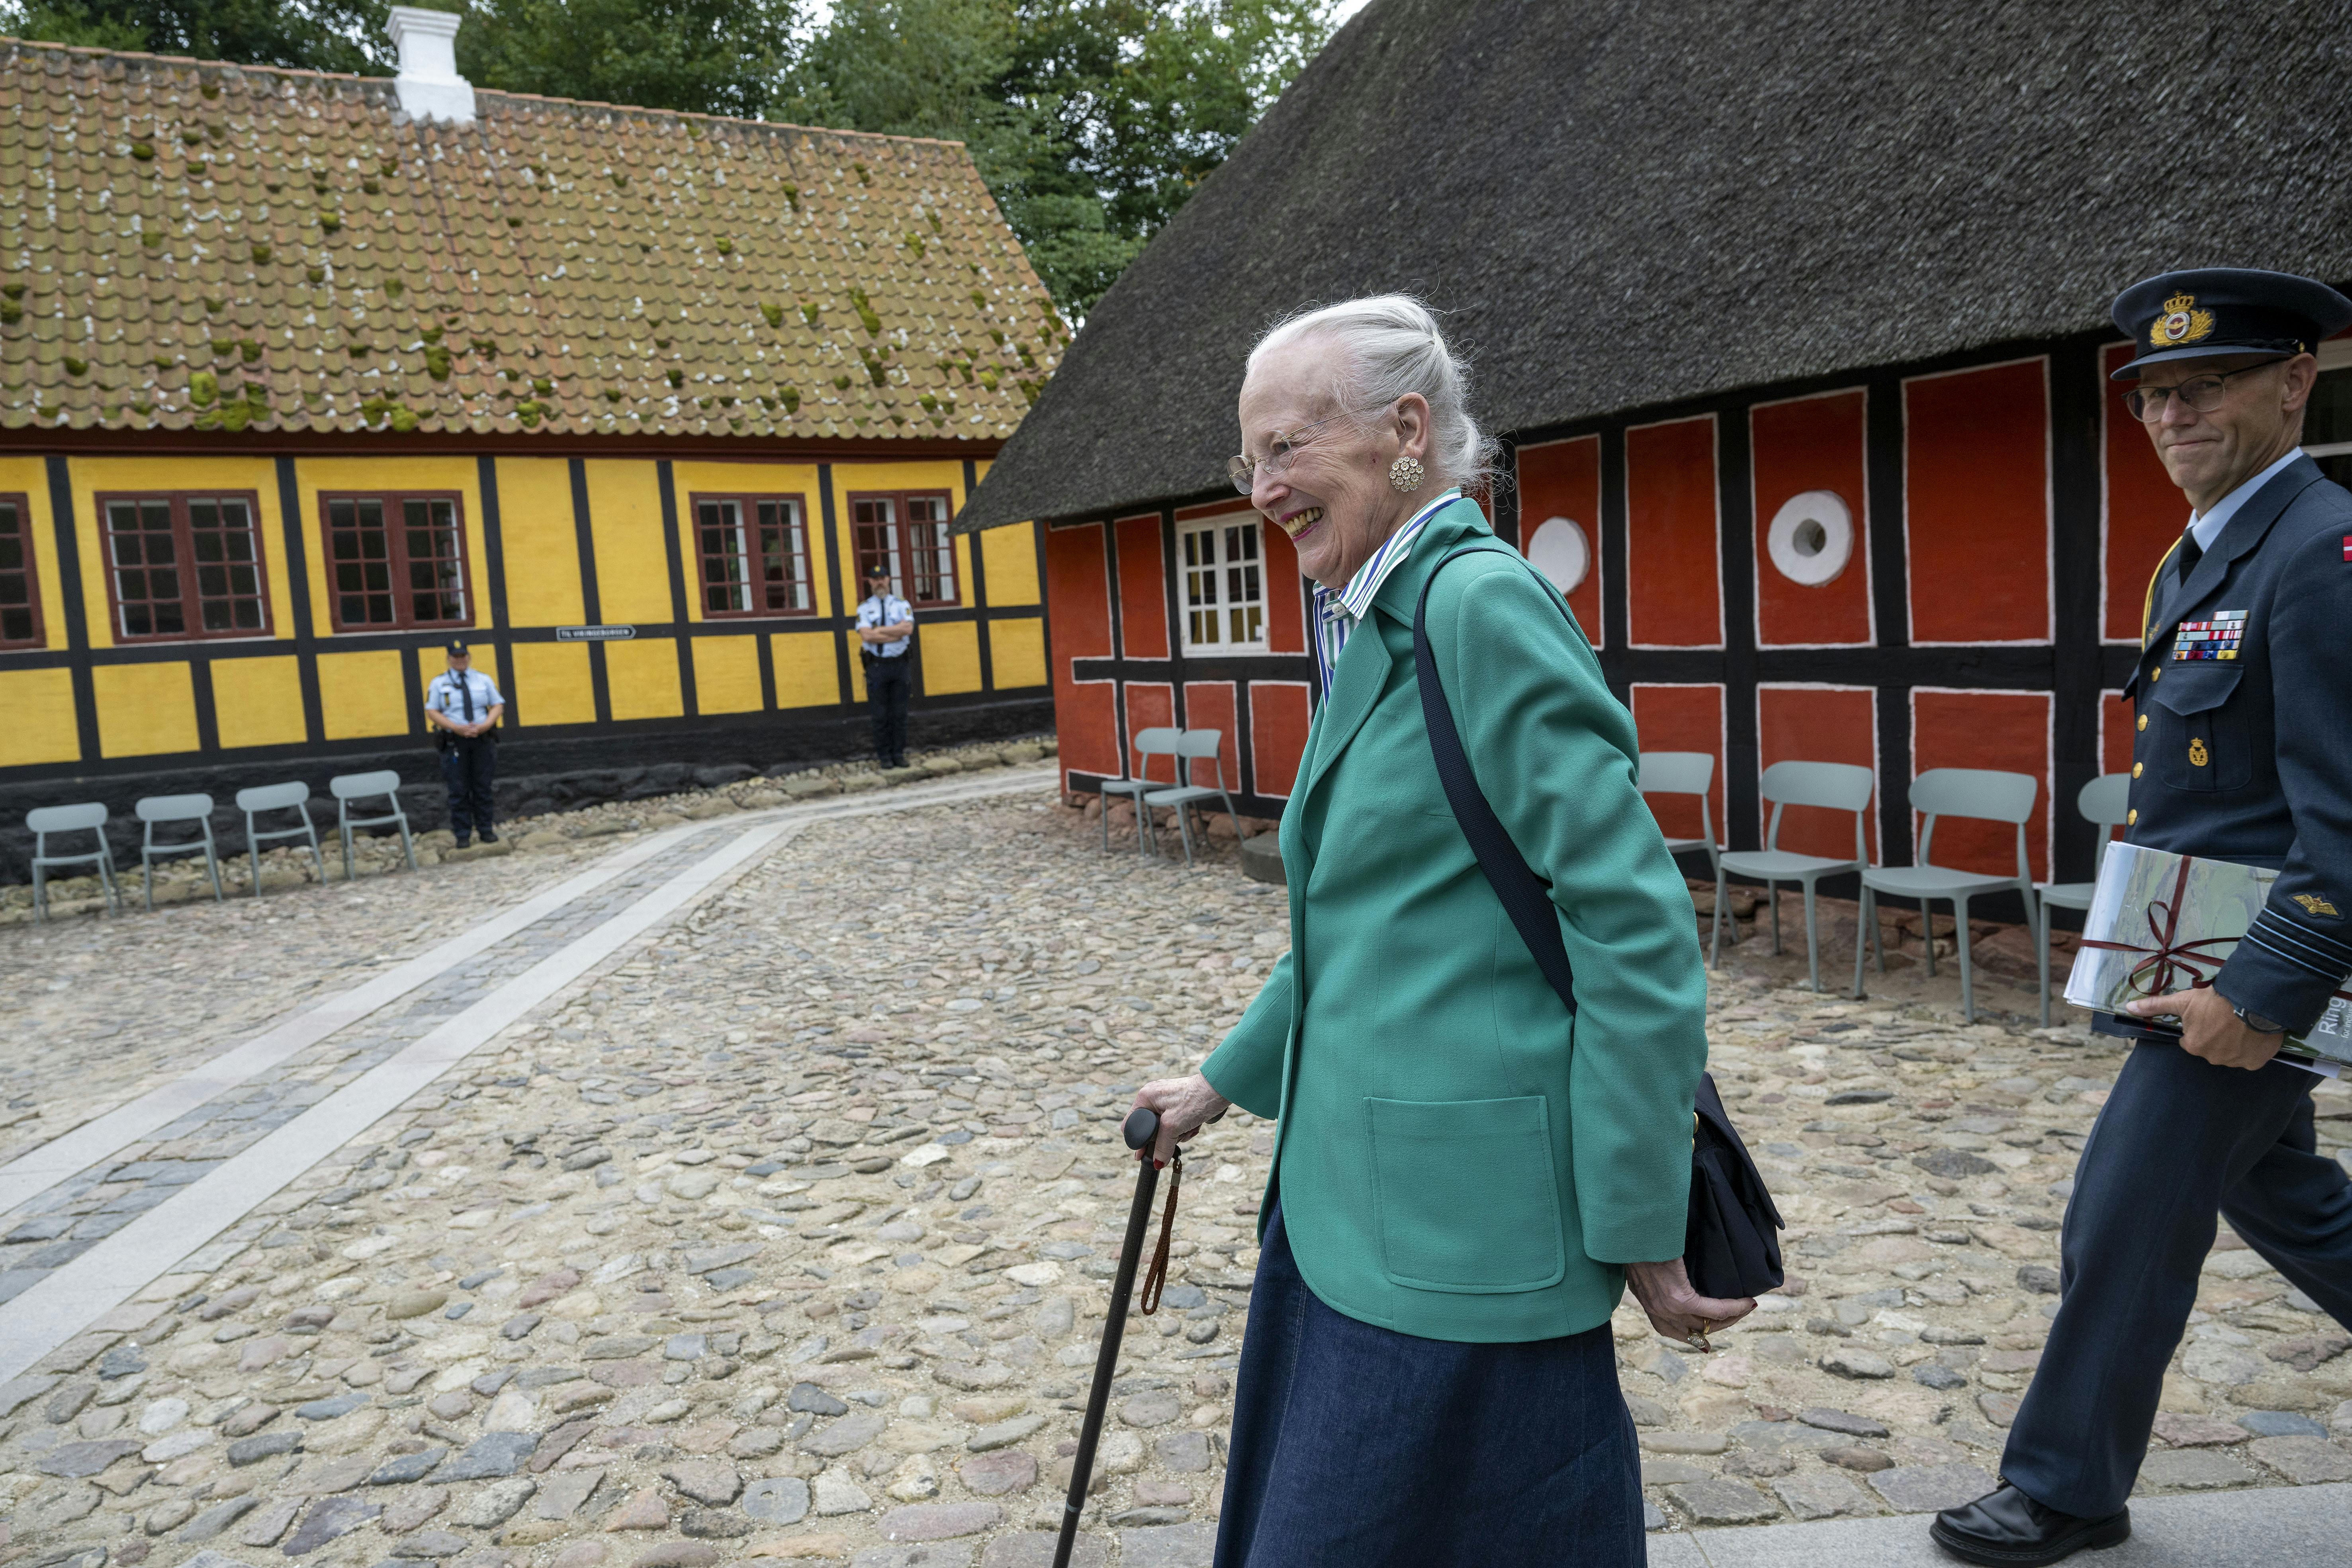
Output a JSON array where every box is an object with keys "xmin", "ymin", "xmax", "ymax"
[
  {"xmin": 2123, "ymin": 362, "xmax": 2281, "ymax": 421},
  {"xmin": 1227, "ymin": 405, "xmax": 1385, "ymax": 494}
]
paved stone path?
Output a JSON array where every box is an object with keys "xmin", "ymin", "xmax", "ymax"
[{"xmin": 0, "ymin": 765, "xmax": 2346, "ymax": 1568}]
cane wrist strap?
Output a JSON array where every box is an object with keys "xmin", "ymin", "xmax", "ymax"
[{"xmin": 1137, "ymin": 1149, "xmax": 1181, "ymax": 1315}]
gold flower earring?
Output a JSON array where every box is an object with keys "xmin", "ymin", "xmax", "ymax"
[{"xmin": 1389, "ymin": 455, "xmax": 1424, "ymax": 493}]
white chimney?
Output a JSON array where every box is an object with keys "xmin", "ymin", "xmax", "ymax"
[{"xmin": 387, "ymin": 7, "xmax": 476, "ymax": 125}]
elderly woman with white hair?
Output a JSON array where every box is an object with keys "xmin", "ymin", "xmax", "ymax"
[{"xmin": 1130, "ymin": 296, "xmax": 1747, "ymax": 1564}]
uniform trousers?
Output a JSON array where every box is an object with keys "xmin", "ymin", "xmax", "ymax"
[
  {"xmin": 2002, "ymin": 1039, "xmax": 2352, "ymax": 1518},
  {"xmin": 440, "ymin": 734, "xmax": 497, "ymax": 838},
  {"xmin": 865, "ymin": 654, "xmax": 911, "ymax": 766},
  {"xmin": 1215, "ymin": 1204, "xmax": 1643, "ymax": 1567}
]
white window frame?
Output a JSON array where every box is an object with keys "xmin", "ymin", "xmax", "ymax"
[{"xmin": 1178, "ymin": 514, "xmax": 1268, "ymax": 653}]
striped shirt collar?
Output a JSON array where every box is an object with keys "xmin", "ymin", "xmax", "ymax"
[{"xmin": 1310, "ymin": 489, "xmax": 1463, "ymax": 696}]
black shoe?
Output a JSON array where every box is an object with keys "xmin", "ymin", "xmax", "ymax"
[
  {"xmin": 1931, "ymin": 1484, "xmax": 2129, "ymax": 1566},
  {"xmin": 453, "ymin": 836, "xmax": 472, "ymax": 850},
  {"xmin": 479, "ymin": 828, "xmax": 498, "ymax": 844}
]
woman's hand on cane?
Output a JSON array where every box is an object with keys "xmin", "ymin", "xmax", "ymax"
[
  {"xmin": 1130, "ymin": 1074, "xmax": 1230, "ymax": 1166},
  {"xmin": 1624, "ymin": 1257, "xmax": 1755, "ymax": 1351}
]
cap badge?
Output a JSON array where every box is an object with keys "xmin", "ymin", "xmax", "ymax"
[{"xmin": 2151, "ymin": 292, "xmax": 2215, "ymax": 349}]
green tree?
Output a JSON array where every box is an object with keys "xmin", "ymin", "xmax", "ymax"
[
  {"xmin": 791, "ymin": 0, "xmax": 1331, "ymax": 316},
  {"xmin": 453, "ymin": 0, "xmax": 802, "ymax": 121},
  {"xmin": 0, "ymin": 0, "xmax": 391, "ymax": 70}
]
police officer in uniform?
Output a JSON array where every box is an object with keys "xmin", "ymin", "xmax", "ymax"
[
  {"xmin": 425, "ymin": 638, "xmax": 505, "ymax": 848},
  {"xmin": 1934, "ymin": 268, "xmax": 2352, "ymax": 1564},
  {"xmin": 855, "ymin": 568, "xmax": 916, "ymax": 768}
]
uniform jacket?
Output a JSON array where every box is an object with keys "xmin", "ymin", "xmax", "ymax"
[
  {"xmin": 1201, "ymin": 501, "xmax": 1709, "ymax": 1343},
  {"xmin": 2129, "ymin": 452, "xmax": 2352, "ymax": 1033}
]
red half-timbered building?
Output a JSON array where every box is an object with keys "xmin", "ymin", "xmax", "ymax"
[{"xmin": 955, "ymin": 0, "xmax": 2352, "ymax": 907}]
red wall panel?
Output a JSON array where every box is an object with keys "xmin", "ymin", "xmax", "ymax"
[
  {"xmin": 1906, "ymin": 360, "xmax": 2049, "ymax": 644},
  {"xmin": 1756, "ymin": 685, "xmax": 1878, "ymax": 862},
  {"xmin": 1515, "ymin": 435, "xmax": 1604, "ymax": 648},
  {"xmin": 2103, "ymin": 342, "xmax": 2186, "ymax": 642},
  {"xmin": 1045, "ymin": 524, "xmax": 1119, "ymax": 787},
  {"xmin": 1261, "ymin": 514, "xmax": 1308, "ymax": 654},
  {"xmin": 1122, "ymin": 682, "xmax": 1178, "ymax": 783},
  {"xmin": 2100, "ymin": 689, "xmax": 2135, "ymax": 781},
  {"xmin": 1628, "ymin": 685, "xmax": 1725, "ymax": 846},
  {"xmin": 1909, "ymin": 689, "xmax": 2051, "ymax": 882},
  {"xmin": 1626, "ymin": 417, "xmax": 1722, "ymax": 646},
  {"xmin": 1115, "ymin": 514, "xmax": 1168, "ymax": 659},
  {"xmin": 1249, "ymin": 681, "xmax": 1313, "ymax": 798},
  {"xmin": 1752, "ymin": 391, "xmax": 1871, "ymax": 646},
  {"xmin": 1182, "ymin": 682, "xmax": 1240, "ymax": 791}
]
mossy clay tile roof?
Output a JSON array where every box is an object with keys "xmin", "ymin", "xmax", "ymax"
[{"xmin": 0, "ymin": 36, "xmax": 1067, "ymax": 442}]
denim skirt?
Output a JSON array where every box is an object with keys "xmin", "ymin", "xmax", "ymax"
[{"xmin": 1213, "ymin": 1204, "xmax": 1644, "ymax": 1567}]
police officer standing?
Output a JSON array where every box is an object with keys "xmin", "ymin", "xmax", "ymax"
[
  {"xmin": 425, "ymin": 638, "xmax": 505, "ymax": 848},
  {"xmin": 855, "ymin": 568, "xmax": 916, "ymax": 769},
  {"xmin": 1934, "ymin": 269, "xmax": 2352, "ymax": 1564}
]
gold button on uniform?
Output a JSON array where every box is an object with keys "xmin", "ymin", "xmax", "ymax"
[
  {"xmin": 2127, "ymin": 808, "xmax": 2139, "ymax": 826},
  {"xmin": 2151, "ymin": 668, "xmax": 2162, "ymax": 682},
  {"xmin": 2138, "ymin": 715, "xmax": 2148, "ymax": 731},
  {"xmin": 2133, "ymin": 762, "xmax": 2143, "ymax": 778}
]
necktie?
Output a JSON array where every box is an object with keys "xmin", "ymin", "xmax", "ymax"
[
  {"xmin": 460, "ymin": 675, "xmax": 475, "ymax": 723},
  {"xmin": 2176, "ymin": 529, "xmax": 2203, "ymax": 582}
]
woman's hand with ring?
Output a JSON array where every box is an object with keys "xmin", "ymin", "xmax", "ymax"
[
  {"xmin": 1130, "ymin": 1074, "xmax": 1231, "ymax": 1166},
  {"xmin": 1623, "ymin": 1257, "xmax": 1755, "ymax": 1349}
]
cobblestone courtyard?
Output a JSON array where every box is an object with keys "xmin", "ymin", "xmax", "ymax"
[{"xmin": 3, "ymin": 761, "xmax": 2349, "ymax": 1568}]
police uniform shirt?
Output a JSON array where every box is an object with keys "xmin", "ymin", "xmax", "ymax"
[
  {"xmin": 427, "ymin": 668, "xmax": 505, "ymax": 727},
  {"xmin": 857, "ymin": 592, "xmax": 914, "ymax": 656}
]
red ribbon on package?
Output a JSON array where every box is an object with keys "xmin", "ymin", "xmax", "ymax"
[{"xmin": 2080, "ymin": 855, "xmax": 2240, "ymax": 999}]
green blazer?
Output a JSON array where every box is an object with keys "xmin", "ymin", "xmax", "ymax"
[{"xmin": 1202, "ymin": 500, "xmax": 1709, "ymax": 1343}]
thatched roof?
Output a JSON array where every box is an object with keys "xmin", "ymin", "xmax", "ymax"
[{"xmin": 957, "ymin": 0, "xmax": 2352, "ymax": 531}]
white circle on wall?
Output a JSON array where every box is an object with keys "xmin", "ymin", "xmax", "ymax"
[
  {"xmin": 1528, "ymin": 516, "xmax": 1590, "ymax": 593},
  {"xmin": 1766, "ymin": 490, "xmax": 1854, "ymax": 586}
]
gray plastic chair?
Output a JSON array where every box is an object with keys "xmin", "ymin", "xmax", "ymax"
[
  {"xmin": 1144, "ymin": 730, "xmax": 1240, "ymax": 869},
  {"xmin": 27, "ymin": 803, "xmax": 119, "ymax": 922},
  {"xmin": 1100, "ymin": 726, "xmax": 1181, "ymax": 855},
  {"xmin": 1712, "ymin": 761, "xmax": 1876, "ymax": 991},
  {"xmin": 235, "ymin": 781, "xmax": 325, "ymax": 897},
  {"xmin": 1640, "ymin": 752, "xmax": 1722, "ymax": 880},
  {"xmin": 2034, "ymin": 773, "xmax": 2133, "ymax": 1027},
  {"xmin": 330, "ymin": 770, "xmax": 418, "ymax": 881},
  {"xmin": 1856, "ymin": 767, "xmax": 2045, "ymax": 1024},
  {"xmin": 135, "ymin": 793, "xmax": 223, "ymax": 910}
]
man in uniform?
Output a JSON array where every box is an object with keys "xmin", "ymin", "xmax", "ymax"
[
  {"xmin": 1934, "ymin": 268, "xmax": 2352, "ymax": 1564},
  {"xmin": 425, "ymin": 638, "xmax": 505, "ymax": 848},
  {"xmin": 855, "ymin": 567, "xmax": 916, "ymax": 769}
]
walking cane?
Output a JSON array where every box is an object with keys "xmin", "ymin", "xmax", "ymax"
[{"xmin": 1053, "ymin": 1105, "xmax": 1182, "ymax": 1568}]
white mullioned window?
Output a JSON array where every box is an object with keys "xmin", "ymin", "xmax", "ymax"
[{"xmin": 1180, "ymin": 516, "xmax": 1266, "ymax": 651}]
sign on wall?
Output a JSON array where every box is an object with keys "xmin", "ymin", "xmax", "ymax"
[{"xmin": 556, "ymin": 625, "xmax": 637, "ymax": 642}]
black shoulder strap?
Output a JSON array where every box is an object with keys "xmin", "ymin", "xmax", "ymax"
[{"xmin": 1413, "ymin": 546, "xmax": 1578, "ymax": 1020}]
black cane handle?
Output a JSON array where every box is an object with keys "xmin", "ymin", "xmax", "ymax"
[{"xmin": 1123, "ymin": 1105, "xmax": 1160, "ymax": 1151}]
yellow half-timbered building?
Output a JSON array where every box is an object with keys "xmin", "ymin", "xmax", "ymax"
[{"xmin": 0, "ymin": 31, "xmax": 1055, "ymax": 863}]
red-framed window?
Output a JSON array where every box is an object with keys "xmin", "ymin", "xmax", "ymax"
[
  {"xmin": 98, "ymin": 492, "xmax": 271, "ymax": 641},
  {"xmin": 0, "ymin": 493, "xmax": 42, "ymax": 648},
  {"xmin": 321, "ymin": 492, "xmax": 470, "ymax": 631},
  {"xmin": 691, "ymin": 492, "xmax": 816, "ymax": 617},
  {"xmin": 851, "ymin": 491, "xmax": 958, "ymax": 607}
]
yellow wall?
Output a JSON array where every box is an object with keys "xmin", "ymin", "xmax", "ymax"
[
  {"xmin": 510, "ymin": 642, "xmax": 595, "ymax": 726},
  {"xmin": 827, "ymin": 459, "xmax": 974, "ymax": 609},
  {"xmin": 989, "ymin": 618, "xmax": 1047, "ymax": 690},
  {"xmin": 0, "ymin": 456, "xmax": 65, "ymax": 649},
  {"xmin": 669, "ymin": 460, "xmax": 831, "ymax": 621},
  {"xmin": 0, "ymin": 668, "xmax": 79, "ymax": 766},
  {"xmin": 692, "ymin": 634, "xmax": 763, "ymax": 715},
  {"xmin": 922, "ymin": 621, "xmax": 984, "ymax": 695},
  {"xmin": 67, "ymin": 455, "xmax": 289, "ymax": 650},
  {"xmin": 93, "ymin": 661, "xmax": 199, "ymax": 757},
  {"xmin": 497, "ymin": 458, "xmax": 586, "ymax": 626},
  {"xmin": 211, "ymin": 656, "xmax": 307, "ymax": 749},
  {"xmin": 980, "ymin": 521, "xmax": 1041, "ymax": 606},
  {"xmin": 771, "ymin": 631, "xmax": 839, "ymax": 710},
  {"xmin": 606, "ymin": 638, "xmax": 683, "ymax": 720},
  {"xmin": 316, "ymin": 649, "xmax": 410, "ymax": 741},
  {"xmin": 583, "ymin": 461, "xmax": 674, "ymax": 625},
  {"xmin": 292, "ymin": 456, "xmax": 488, "ymax": 637},
  {"xmin": 842, "ymin": 631, "xmax": 869, "ymax": 702}
]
